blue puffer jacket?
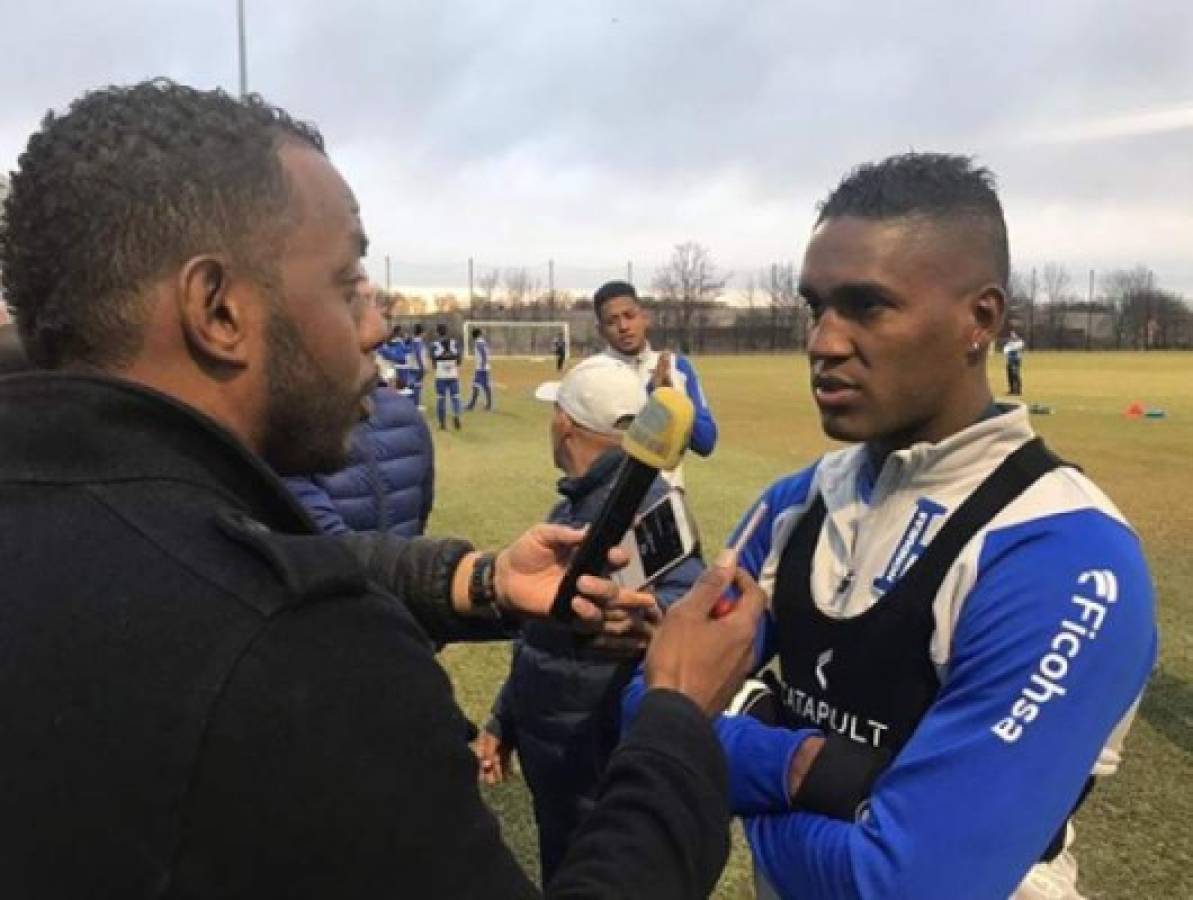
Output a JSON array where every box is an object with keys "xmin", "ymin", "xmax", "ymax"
[
  {"xmin": 285, "ymin": 385, "xmax": 434, "ymax": 538},
  {"xmin": 486, "ymin": 447, "xmax": 704, "ymax": 880}
]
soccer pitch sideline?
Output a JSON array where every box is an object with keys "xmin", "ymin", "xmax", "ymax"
[{"xmin": 426, "ymin": 351, "xmax": 1193, "ymax": 899}]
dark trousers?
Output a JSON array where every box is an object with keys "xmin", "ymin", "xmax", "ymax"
[{"xmin": 1006, "ymin": 360, "xmax": 1022, "ymax": 395}]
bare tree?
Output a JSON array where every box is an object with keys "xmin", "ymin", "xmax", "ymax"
[
  {"xmin": 1039, "ymin": 263, "xmax": 1073, "ymax": 347},
  {"xmin": 1006, "ymin": 267, "xmax": 1032, "ymax": 338},
  {"xmin": 652, "ymin": 242, "xmax": 728, "ymax": 347},
  {"xmin": 1104, "ymin": 266, "xmax": 1155, "ymax": 349},
  {"xmin": 477, "ymin": 269, "xmax": 500, "ymax": 310},
  {"xmin": 1040, "ymin": 263, "xmax": 1072, "ymax": 305},
  {"xmin": 762, "ymin": 262, "xmax": 801, "ymax": 349},
  {"xmin": 503, "ymin": 268, "xmax": 532, "ymax": 319}
]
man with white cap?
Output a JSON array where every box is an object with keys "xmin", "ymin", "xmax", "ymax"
[{"xmin": 475, "ymin": 355, "xmax": 705, "ymax": 883}]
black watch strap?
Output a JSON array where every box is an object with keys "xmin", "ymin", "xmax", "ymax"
[{"xmin": 469, "ymin": 551, "xmax": 499, "ymax": 612}]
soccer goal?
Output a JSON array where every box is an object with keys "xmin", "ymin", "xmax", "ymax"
[{"xmin": 462, "ymin": 320, "xmax": 570, "ymax": 362}]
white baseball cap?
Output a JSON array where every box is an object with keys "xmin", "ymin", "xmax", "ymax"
[{"xmin": 534, "ymin": 356, "xmax": 647, "ymax": 435}]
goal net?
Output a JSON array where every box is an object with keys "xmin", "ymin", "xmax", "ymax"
[{"xmin": 462, "ymin": 320, "xmax": 570, "ymax": 361}]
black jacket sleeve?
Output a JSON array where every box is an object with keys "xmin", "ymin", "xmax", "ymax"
[
  {"xmin": 547, "ymin": 689, "xmax": 731, "ymax": 899},
  {"xmin": 169, "ymin": 590, "xmax": 729, "ymax": 900},
  {"xmin": 339, "ymin": 531, "xmax": 515, "ymax": 645},
  {"xmin": 168, "ymin": 586, "xmax": 539, "ymax": 899}
]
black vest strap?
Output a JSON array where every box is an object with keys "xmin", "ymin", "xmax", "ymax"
[{"xmin": 774, "ymin": 437, "xmax": 1075, "ymax": 840}]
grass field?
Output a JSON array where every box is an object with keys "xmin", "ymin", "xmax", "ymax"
[{"xmin": 426, "ymin": 351, "xmax": 1193, "ymax": 899}]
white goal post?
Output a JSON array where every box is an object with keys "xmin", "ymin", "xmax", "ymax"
[{"xmin": 462, "ymin": 320, "xmax": 570, "ymax": 361}]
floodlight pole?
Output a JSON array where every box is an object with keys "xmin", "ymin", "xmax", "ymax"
[{"xmin": 237, "ymin": 0, "xmax": 248, "ymax": 97}]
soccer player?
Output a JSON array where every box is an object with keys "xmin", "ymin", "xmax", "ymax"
[
  {"xmin": 593, "ymin": 280, "xmax": 717, "ymax": 487},
  {"xmin": 410, "ymin": 322, "xmax": 427, "ymax": 408},
  {"xmin": 553, "ymin": 331, "xmax": 566, "ymax": 371},
  {"xmin": 1004, "ymin": 328, "xmax": 1026, "ymax": 395},
  {"xmin": 377, "ymin": 323, "xmax": 409, "ymax": 390},
  {"xmin": 625, "ymin": 153, "xmax": 1157, "ymax": 900},
  {"xmin": 431, "ymin": 322, "xmax": 463, "ymax": 430},
  {"xmin": 466, "ymin": 326, "xmax": 492, "ymax": 411}
]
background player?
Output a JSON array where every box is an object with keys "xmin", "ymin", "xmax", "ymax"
[
  {"xmin": 466, "ymin": 326, "xmax": 492, "ymax": 411},
  {"xmin": 431, "ymin": 322, "xmax": 463, "ymax": 430}
]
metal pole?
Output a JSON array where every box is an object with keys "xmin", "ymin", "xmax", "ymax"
[
  {"xmin": 468, "ymin": 257, "xmax": 475, "ymax": 311},
  {"xmin": 236, "ymin": 0, "xmax": 248, "ymax": 98},
  {"xmin": 627, "ymin": 261, "xmax": 633, "ymax": 284},
  {"xmin": 548, "ymin": 259, "xmax": 555, "ymax": 305},
  {"xmin": 384, "ymin": 255, "xmax": 391, "ymax": 293},
  {"xmin": 1086, "ymin": 269, "xmax": 1094, "ymax": 350}
]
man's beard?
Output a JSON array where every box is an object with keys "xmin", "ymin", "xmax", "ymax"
[{"xmin": 262, "ymin": 309, "xmax": 362, "ymax": 476}]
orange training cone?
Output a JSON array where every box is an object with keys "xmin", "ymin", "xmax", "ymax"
[{"xmin": 1124, "ymin": 401, "xmax": 1144, "ymax": 418}]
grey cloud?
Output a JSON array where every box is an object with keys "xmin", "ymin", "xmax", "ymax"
[{"xmin": 2, "ymin": 0, "xmax": 1190, "ymax": 293}]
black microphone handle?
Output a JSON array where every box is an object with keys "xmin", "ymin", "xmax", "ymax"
[{"xmin": 550, "ymin": 457, "xmax": 660, "ymax": 620}]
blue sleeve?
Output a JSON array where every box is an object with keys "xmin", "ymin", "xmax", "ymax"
[
  {"xmin": 673, "ymin": 355, "xmax": 717, "ymax": 456},
  {"xmin": 284, "ymin": 476, "xmax": 352, "ymax": 537},
  {"xmin": 623, "ymin": 467, "xmax": 823, "ymax": 814},
  {"xmin": 477, "ymin": 342, "xmax": 488, "ymax": 368},
  {"xmin": 743, "ymin": 508, "xmax": 1157, "ymax": 900},
  {"xmin": 709, "ymin": 468, "xmax": 823, "ymax": 815}
]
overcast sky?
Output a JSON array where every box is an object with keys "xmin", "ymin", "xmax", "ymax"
[{"xmin": 2, "ymin": 0, "xmax": 1191, "ymax": 298}]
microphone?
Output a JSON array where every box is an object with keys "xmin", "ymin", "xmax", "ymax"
[{"xmin": 550, "ymin": 386, "xmax": 695, "ymax": 620}]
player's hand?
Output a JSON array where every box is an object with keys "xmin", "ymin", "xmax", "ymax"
[
  {"xmin": 651, "ymin": 350, "xmax": 673, "ymax": 389},
  {"xmin": 492, "ymin": 524, "xmax": 659, "ymax": 631},
  {"xmin": 644, "ymin": 551, "xmax": 765, "ymax": 716},
  {"xmin": 473, "ymin": 728, "xmax": 513, "ymax": 785}
]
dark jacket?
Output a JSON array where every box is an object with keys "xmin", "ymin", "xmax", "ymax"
[
  {"xmin": 490, "ymin": 449, "xmax": 705, "ymax": 880},
  {"xmin": 285, "ymin": 384, "xmax": 434, "ymax": 538},
  {"xmin": 0, "ymin": 372, "xmax": 729, "ymax": 899}
]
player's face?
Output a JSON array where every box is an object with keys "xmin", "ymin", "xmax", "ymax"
[
  {"xmin": 800, "ymin": 215, "xmax": 995, "ymax": 449},
  {"xmin": 260, "ymin": 144, "xmax": 385, "ymax": 475},
  {"xmin": 598, "ymin": 296, "xmax": 649, "ymax": 355}
]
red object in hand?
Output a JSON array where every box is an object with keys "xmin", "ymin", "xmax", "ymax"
[{"xmin": 711, "ymin": 595, "xmax": 735, "ymax": 618}]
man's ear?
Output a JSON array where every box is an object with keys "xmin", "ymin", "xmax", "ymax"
[
  {"xmin": 969, "ymin": 283, "xmax": 1005, "ymax": 352},
  {"xmin": 176, "ymin": 256, "xmax": 258, "ymax": 368}
]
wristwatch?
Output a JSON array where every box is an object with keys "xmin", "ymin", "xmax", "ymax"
[{"xmin": 468, "ymin": 551, "xmax": 500, "ymax": 615}]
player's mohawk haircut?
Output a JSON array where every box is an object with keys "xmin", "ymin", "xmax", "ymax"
[{"xmin": 817, "ymin": 152, "xmax": 1009, "ymax": 284}]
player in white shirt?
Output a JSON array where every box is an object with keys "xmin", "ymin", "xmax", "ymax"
[
  {"xmin": 430, "ymin": 323, "xmax": 462, "ymax": 431},
  {"xmin": 1003, "ymin": 329, "xmax": 1025, "ymax": 395}
]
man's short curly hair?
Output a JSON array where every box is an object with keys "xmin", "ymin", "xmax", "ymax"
[
  {"xmin": 0, "ymin": 78, "xmax": 324, "ymax": 368},
  {"xmin": 816, "ymin": 152, "xmax": 1009, "ymax": 286}
]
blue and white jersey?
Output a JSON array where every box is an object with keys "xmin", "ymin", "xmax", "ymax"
[
  {"xmin": 411, "ymin": 336, "xmax": 426, "ymax": 374},
  {"xmin": 631, "ymin": 405, "xmax": 1156, "ymax": 900},
  {"xmin": 600, "ymin": 343, "xmax": 717, "ymax": 489},
  {"xmin": 377, "ymin": 336, "xmax": 408, "ymax": 373},
  {"xmin": 430, "ymin": 337, "xmax": 460, "ymax": 380},
  {"xmin": 474, "ymin": 337, "xmax": 490, "ymax": 373}
]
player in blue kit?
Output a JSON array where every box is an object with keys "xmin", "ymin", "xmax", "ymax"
[
  {"xmin": 593, "ymin": 280, "xmax": 717, "ymax": 490},
  {"xmin": 377, "ymin": 323, "xmax": 409, "ymax": 390},
  {"xmin": 430, "ymin": 323, "xmax": 462, "ymax": 431},
  {"xmin": 466, "ymin": 327, "xmax": 492, "ymax": 412},
  {"xmin": 624, "ymin": 153, "xmax": 1157, "ymax": 900},
  {"xmin": 409, "ymin": 322, "xmax": 427, "ymax": 409}
]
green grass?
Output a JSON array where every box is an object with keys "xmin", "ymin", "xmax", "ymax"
[{"xmin": 428, "ymin": 352, "xmax": 1193, "ymax": 898}]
